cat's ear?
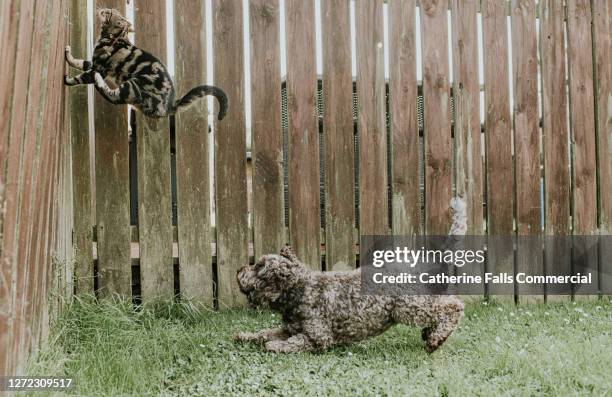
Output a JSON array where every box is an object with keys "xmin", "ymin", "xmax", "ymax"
[
  {"xmin": 96, "ymin": 8, "xmax": 111, "ymax": 24},
  {"xmin": 128, "ymin": 22, "xmax": 135, "ymax": 33}
]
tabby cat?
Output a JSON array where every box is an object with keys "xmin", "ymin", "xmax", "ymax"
[{"xmin": 65, "ymin": 8, "xmax": 228, "ymax": 120}]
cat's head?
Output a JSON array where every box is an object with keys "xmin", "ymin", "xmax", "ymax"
[{"xmin": 97, "ymin": 8, "xmax": 134, "ymax": 39}]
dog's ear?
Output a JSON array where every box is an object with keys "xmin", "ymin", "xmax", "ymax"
[{"xmin": 258, "ymin": 256, "xmax": 301, "ymax": 286}]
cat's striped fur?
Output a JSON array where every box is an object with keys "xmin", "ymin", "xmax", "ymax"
[{"xmin": 65, "ymin": 8, "xmax": 228, "ymax": 120}]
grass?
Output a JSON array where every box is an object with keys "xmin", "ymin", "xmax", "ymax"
[{"xmin": 27, "ymin": 296, "xmax": 612, "ymax": 396}]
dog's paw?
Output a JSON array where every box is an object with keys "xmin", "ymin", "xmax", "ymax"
[{"xmin": 234, "ymin": 332, "xmax": 256, "ymax": 343}]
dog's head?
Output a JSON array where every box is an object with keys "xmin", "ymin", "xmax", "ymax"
[
  {"xmin": 97, "ymin": 8, "xmax": 134, "ymax": 39},
  {"xmin": 236, "ymin": 246, "xmax": 306, "ymax": 308}
]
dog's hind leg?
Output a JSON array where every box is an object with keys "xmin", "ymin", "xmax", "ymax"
[
  {"xmin": 234, "ymin": 328, "xmax": 289, "ymax": 344},
  {"xmin": 264, "ymin": 334, "xmax": 313, "ymax": 353}
]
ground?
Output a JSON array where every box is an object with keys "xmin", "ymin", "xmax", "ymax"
[{"xmin": 28, "ymin": 296, "xmax": 612, "ymax": 396}]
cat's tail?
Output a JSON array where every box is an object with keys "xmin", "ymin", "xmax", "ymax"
[{"xmin": 172, "ymin": 85, "xmax": 229, "ymax": 120}]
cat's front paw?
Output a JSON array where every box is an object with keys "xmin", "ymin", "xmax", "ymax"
[
  {"xmin": 65, "ymin": 45, "xmax": 71, "ymax": 60},
  {"xmin": 64, "ymin": 75, "xmax": 72, "ymax": 86}
]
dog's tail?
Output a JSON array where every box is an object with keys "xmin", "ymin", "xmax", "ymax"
[
  {"xmin": 449, "ymin": 197, "xmax": 467, "ymax": 236},
  {"xmin": 443, "ymin": 197, "xmax": 468, "ymax": 255},
  {"xmin": 172, "ymin": 85, "xmax": 229, "ymax": 120}
]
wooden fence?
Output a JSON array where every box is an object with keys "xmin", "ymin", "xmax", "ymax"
[
  {"xmin": 2, "ymin": 0, "xmax": 612, "ymax": 376},
  {"xmin": 66, "ymin": 0, "xmax": 612, "ymax": 306},
  {"xmin": 0, "ymin": 0, "xmax": 73, "ymax": 377}
]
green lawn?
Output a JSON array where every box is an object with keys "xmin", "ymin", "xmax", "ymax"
[{"xmin": 28, "ymin": 296, "xmax": 612, "ymax": 396}]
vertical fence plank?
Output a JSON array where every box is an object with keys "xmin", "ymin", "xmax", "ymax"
[
  {"xmin": 250, "ymin": 0, "xmax": 285, "ymax": 261},
  {"xmin": 4, "ymin": 0, "xmax": 36, "ymax": 374},
  {"xmin": 18, "ymin": 0, "xmax": 55, "ymax": 364},
  {"xmin": 134, "ymin": 0, "xmax": 174, "ymax": 301},
  {"xmin": 593, "ymin": 0, "xmax": 612, "ymax": 293},
  {"xmin": 285, "ymin": 0, "xmax": 321, "ymax": 267},
  {"xmin": 213, "ymin": 0, "xmax": 249, "ymax": 305},
  {"xmin": 421, "ymin": 0, "xmax": 452, "ymax": 235},
  {"xmin": 451, "ymin": 0, "xmax": 484, "ymax": 296},
  {"xmin": 69, "ymin": 0, "xmax": 93, "ymax": 294},
  {"xmin": 512, "ymin": 0, "xmax": 542, "ymax": 300},
  {"xmin": 483, "ymin": 0, "xmax": 514, "ymax": 295},
  {"xmin": 567, "ymin": 0, "xmax": 598, "ymax": 296},
  {"xmin": 389, "ymin": 0, "xmax": 420, "ymax": 236},
  {"xmin": 322, "ymin": 0, "xmax": 355, "ymax": 269},
  {"xmin": 541, "ymin": 0, "xmax": 571, "ymax": 300},
  {"xmin": 174, "ymin": 0, "xmax": 213, "ymax": 304},
  {"xmin": 567, "ymin": 0, "xmax": 597, "ymax": 236},
  {"xmin": 0, "ymin": 0, "xmax": 20, "ymax": 377},
  {"xmin": 94, "ymin": 0, "xmax": 131, "ymax": 298},
  {"xmin": 31, "ymin": 0, "xmax": 64, "ymax": 355},
  {"xmin": 356, "ymin": 0, "xmax": 387, "ymax": 236},
  {"xmin": 452, "ymin": 0, "xmax": 483, "ymax": 235}
]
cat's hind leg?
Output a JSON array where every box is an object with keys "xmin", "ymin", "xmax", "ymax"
[
  {"xmin": 65, "ymin": 45, "xmax": 92, "ymax": 71},
  {"xmin": 64, "ymin": 70, "xmax": 95, "ymax": 86},
  {"xmin": 94, "ymin": 74, "xmax": 141, "ymax": 105}
]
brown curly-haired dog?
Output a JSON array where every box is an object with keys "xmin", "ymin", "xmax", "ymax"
[{"xmin": 235, "ymin": 199, "xmax": 466, "ymax": 353}]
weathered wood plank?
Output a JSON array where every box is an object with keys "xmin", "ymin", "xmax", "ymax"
[
  {"xmin": 0, "ymin": 0, "xmax": 21, "ymax": 377},
  {"xmin": 451, "ymin": 0, "xmax": 484, "ymax": 296},
  {"xmin": 17, "ymin": 0, "xmax": 56, "ymax": 365},
  {"xmin": 95, "ymin": 0, "xmax": 131, "ymax": 298},
  {"xmin": 29, "ymin": 0, "xmax": 65, "ymax": 361},
  {"xmin": 285, "ymin": 0, "xmax": 321, "ymax": 267},
  {"xmin": 173, "ymin": 0, "xmax": 213, "ymax": 304},
  {"xmin": 134, "ymin": 0, "xmax": 174, "ymax": 301},
  {"xmin": 249, "ymin": 0, "xmax": 285, "ymax": 261},
  {"xmin": 421, "ymin": 0, "xmax": 452, "ymax": 235},
  {"xmin": 322, "ymin": 0, "xmax": 355, "ymax": 269},
  {"xmin": 512, "ymin": 0, "xmax": 542, "ymax": 300},
  {"xmin": 541, "ymin": 0, "xmax": 571, "ymax": 237},
  {"xmin": 567, "ymin": 0, "xmax": 598, "ymax": 236},
  {"xmin": 452, "ymin": 0, "xmax": 483, "ymax": 235},
  {"xmin": 69, "ymin": 0, "xmax": 93, "ymax": 294},
  {"xmin": 213, "ymin": 0, "xmax": 249, "ymax": 305},
  {"xmin": 20, "ymin": 0, "xmax": 56, "ymax": 363},
  {"xmin": 567, "ymin": 0, "xmax": 598, "ymax": 296},
  {"xmin": 356, "ymin": 0, "xmax": 387, "ymax": 236},
  {"xmin": 540, "ymin": 0, "xmax": 571, "ymax": 300},
  {"xmin": 593, "ymin": 0, "xmax": 612, "ymax": 293},
  {"xmin": 389, "ymin": 0, "xmax": 420, "ymax": 236},
  {"xmin": 3, "ymin": 0, "xmax": 36, "ymax": 374},
  {"xmin": 482, "ymin": 0, "xmax": 514, "ymax": 295}
]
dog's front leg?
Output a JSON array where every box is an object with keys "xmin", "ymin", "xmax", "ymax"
[
  {"xmin": 264, "ymin": 334, "xmax": 313, "ymax": 353},
  {"xmin": 234, "ymin": 328, "xmax": 289, "ymax": 344}
]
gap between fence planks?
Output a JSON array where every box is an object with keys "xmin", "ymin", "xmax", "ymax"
[
  {"xmin": 249, "ymin": 0, "xmax": 285, "ymax": 262},
  {"xmin": 174, "ymin": 0, "xmax": 213, "ymax": 305},
  {"xmin": 94, "ymin": 0, "xmax": 131, "ymax": 298},
  {"xmin": 285, "ymin": 0, "xmax": 322, "ymax": 268},
  {"xmin": 134, "ymin": 0, "xmax": 174, "ymax": 301},
  {"xmin": 213, "ymin": 0, "xmax": 249, "ymax": 306},
  {"xmin": 322, "ymin": 0, "xmax": 356, "ymax": 270}
]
